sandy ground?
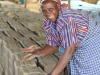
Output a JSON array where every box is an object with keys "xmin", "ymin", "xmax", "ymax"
[
  {"xmin": 9, "ymin": 0, "xmax": 100, "ymax": 13},
  {"xmin": 20, "ymin": 0, "xmax": 41, "ymax": 13},
  {"xmin": 8, "ymin": 0, "xmax": 41, "ymax": 13}
]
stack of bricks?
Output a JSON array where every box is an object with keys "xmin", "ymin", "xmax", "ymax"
[
  {"xmin": 0, "ymin": 1, "xmax": 67, "ymax": 75},
  {"xmin": 0, "ymin": 1, "xmax": 100, "ymax": 75}
]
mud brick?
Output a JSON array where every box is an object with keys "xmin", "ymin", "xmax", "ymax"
[
  {"xmin": 53, "ymin": 52, "xmax": 62, "ymax": 59},
  {"xmin": 2, "ymin": 16, "xmax": 13, "ymax": 22},
  {"xmin": 0, "ymin": 56, "xmax": 5, "ymax": 69},
  {"xmin": 20, "ymin": 39, "xmax": 36, "ymax": 47},
  {"xmin": 3, "ymin": 53, "xmax": 9, "ymax": 71},
  {"xmin": 29, "ymin": 59, "xmax": 37, "ymax": 66},
  {"xmin": 15, "ymin": 54, "xmax": 30, "ymax": 66},
  {"xmin": 8, "ymin": 59, "xmax": 15, "ymax": 75},
  {"xmin": 14, "ymin": 61, "xmax": 22, "ymax": 75},
  {"xmin": 5, "ymin": 70, "xmax": 9, "ymax": 75},
  {"xmin": 27, "ymin": 22, "xmax": 43, "ymax": 31},
  {"xmin": 3, "ymin": 30, "xmax": 22, "ymax": 38},
  {"xmin": 19, "ymin": 66, "xmax": 29, "ymax": 75},
  {"xmin": 19, "ymin": 66, "xmax": 47, "ymax": 75},
  {"xmin": 7, "ymin": 20, "xmax": 25, "ymax": 31},
  {"xmin": 12, "ymin": 40, "xmax": 22, "ymax": 49},
  {"xmin": 19, "ymin": 20, "xmax": 29, "ymax": 27},
  {"xmin": 0, "ymin": 32, "xmax": 6, "ymax": 37},
  {"xmin": 12, "ymin": 23, "xmax": 26, "ymax": 31},
  {"xmin": 6, "ymin": 17, "xmax": 17, "ymax": 24},
  {"xmin": 0, "ymin": 39, "xmax": 3, "ymax": 56},
  {"xmin": 37, "ymin": 53, "xmax": 65, "ymax": 75},
  {"xmin": 2, "ymin": 37, "xmax": 19, "ymax": 49},
  {"xmin": 13, "ymin": 47, "xmax": 21, "ymax": 54},
  {"xmin": 35, "ymin": 40, "xmax": 46, "ymax": 47},
  {"xmin": 4, "ymin": 57, "xmax": 9, "ymax": 71},
  {"xmin": 2, "ymin": 44, "xmax": 10, "ymax": 58},
  {"xmin": 2, "ymin": 37, "xmax": 16, "ymax": 44},
  {"xmin": 35, "ymin": 31, "xmax": 46, "ymax": 37},
  {"xmin": 26, "ymin": 66, "xmax": 47, "ymax": 75},
  {"xmin": 0, "ymin": 22, "xmax": 10, "ymax": 28},
  {"xmin": 0, "ymin": 18, "xmax": 4, "ymax": 22},
  {"xmin": 6, "ymin": 12, "xmax": 15, "ymax": 18},
  {"xmin": 14, "ymin": 60, "xmax": 37, "ymax": 75},
  {"xmin": 8, "ymin": 42, "xmax": 19, "ymax": 49},
  {"xmin": 8, "ymin": 68, "xmax": 13, "ymax": 75},
  {"xmin": 8, "ymin": 47, "xmax": 22, "ymax": 63},
  {"xmin": 31, "ymin": 36, "xmax": 45, "ymax": 42},
  {"xmin": 20, "ymin": 52, "xmax": 37, "ymax": 65},
  {"xmin": 18, "ymin": 29, "xmax": 37, "ymax": 38},
  {"xmin": 16, "ymin": 12, "xmax": 28, "ymax": 18},
  {"xmin": 8, "ymin": 53, "xmax": 29, "ymax": 74},
  {"xmin": 1, "ymin": 16, "xmax": 8, "ymax": 22},
  {"xmin": 37, "ymin": 54, "xmax": 58, "ymax": 74},
  {"xmin": 25, "ymin": 17, "xmax": 38, "ymax": 23},
  {"xmin": 0, "ymin": 27, "xmax": 13, "ymax": 31},
  {"xmin": 31, "ymin": 37, "xmax": 46, "ymax": 47},
  {"xmin": 0, "ymin": 56, "xmax": 2, "ymax": 65},
  {"xmin": 3, "ymin": 8, "xmax": 11, "ymax": 14},
  {"xmin": 8, "ymin": 48, "xmax": 20, "ymax": 71},
  {"xmin": 2, "ymin": 38, "xmax": 21, "ymax": 49},
  {"xmin": 15, "ymin": 54, "xmax": 31, "ymax": 66},
  {"xmin": 17, "ymin": 37, "xmax": 36, "ymax": 48},
  {"xmin": 15, "ymin": 54, "xmax": 23, "ymax": 61},
  {"xmin": 0, "ymin": 65, "xmax": 3, "ymax": 75}
]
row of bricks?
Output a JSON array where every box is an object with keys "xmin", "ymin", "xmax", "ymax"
[{"xmin": 0, "ymin": 39, "xmax": 64, "ymax": 75}]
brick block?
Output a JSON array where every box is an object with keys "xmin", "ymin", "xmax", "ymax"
[
  {"xmin": 14, "ymin": 60, "xmax": 37, "ymax": 75},
  {"xmin": 5, "ymin": 70, "xmax": 9, "ymax": 75},
  {"xmin": 2, "ymin": 44, "xmax": 10, "ymax": 58},
  {"xmin": 0, "ymin": 39, "xmax": 3, "ymax": 56},
  {"xmin": 15, "ymin": 37, "xmax": 37, "ymax": 48},
  {"xmin": 0, "ymin": 65, "xmax": 4, "ymax": 75},
  {"xmin": 37, "ymin": 54, "xmax": 58, "ymax": 74},
  {"xmin": 8, "ymin": 68, "xmax": 13, "ymax": 75},
  {"xmin": 0, "ymin": 56, "xmax": 5, "ymax": 69},
  {"xmin": 8, "ymin": 59, "xmax": 14, "ymax": 75},
  {"xmin": 53, "ymin": 52, "xmax": 62, "ymax": 59},
  {"xmin": 3, "ymin": 30, "xmax": 22, "ymax": 38},
  {"xmin": 19, "ymin": 66, "xmax": 47, "ymax": 75},
  {"xmin": 15, "ymin": 53, "xmax": 37, "ymax": 66},
  {"xmin": 4, "ymin": 57, "xmax": 9, "ymax": 71}
]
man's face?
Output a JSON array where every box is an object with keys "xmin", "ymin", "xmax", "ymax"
[{"xmin": 41, "ymin": 1, "xmax": 60, "ymax": 22}]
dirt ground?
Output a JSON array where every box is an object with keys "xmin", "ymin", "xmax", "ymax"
[
  {"xmin": 20, "ymin": 0, "xmax": 41, "ymax": 13},
  {"xmin": 8, "ymin": 0, "xmax": 41, "ymax": 13}
]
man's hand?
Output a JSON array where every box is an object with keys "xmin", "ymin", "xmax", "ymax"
[
  {"xmin": 22, "ymin": 53, "xmax": 45, "ymax": 64},
  {"xmin": 22, "ymin": 53, "xmax": 33, "ymax": 64},
  {"xmin": 21, "ymin": 44, "xmax": 58, "ymax": 64},
  {"xmin": 20, "ymin": 45, "xmax": 40, "ymax": 52}
]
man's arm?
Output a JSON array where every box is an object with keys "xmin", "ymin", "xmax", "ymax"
[
  {"xmin": 33, "ymin": 44, "xmax": 58, "ymax": 56},
  {"xmin": 50, "ymin": 43, "xmax": 76, "ymax": 75},
  {"xmin": 21, "ymin": 44, "xmax": 58, "ymax": 64}
]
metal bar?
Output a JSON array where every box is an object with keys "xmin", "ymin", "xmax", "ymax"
[{"xmin": 68, "ymin": 0, "xmax": 71, "ymax": 9}]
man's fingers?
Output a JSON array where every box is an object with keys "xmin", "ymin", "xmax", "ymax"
[
  {"xmin": 20, "ymin": 48, "xmax": 34, "ymax": 52},
  {"xmin": 20, "ymin": 45, "xmax": 40, "ymax": 52},
  {"xmin": 22, "ymin": 56, "xmax": 30, "ymax": 64},
  {"xmin": 22, "ymin": 53, "xmax": 33, "ymax": 64}
]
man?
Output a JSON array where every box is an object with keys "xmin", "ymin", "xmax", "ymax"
[{"xmin": 21, "ymin": 0, "xmax": 100, "ymax": 75}]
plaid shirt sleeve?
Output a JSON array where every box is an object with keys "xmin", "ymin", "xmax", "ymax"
[
  {"xmin": 58, "ymin": 16, "xmax": 77, "ymax": 48},
  {"xmin": 42, "ymin": 19, "xmax": 58, "ymax": 46},
  {"xmin": 58, "ymin": 15, "xmax": 88, "ymax": 48}
]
